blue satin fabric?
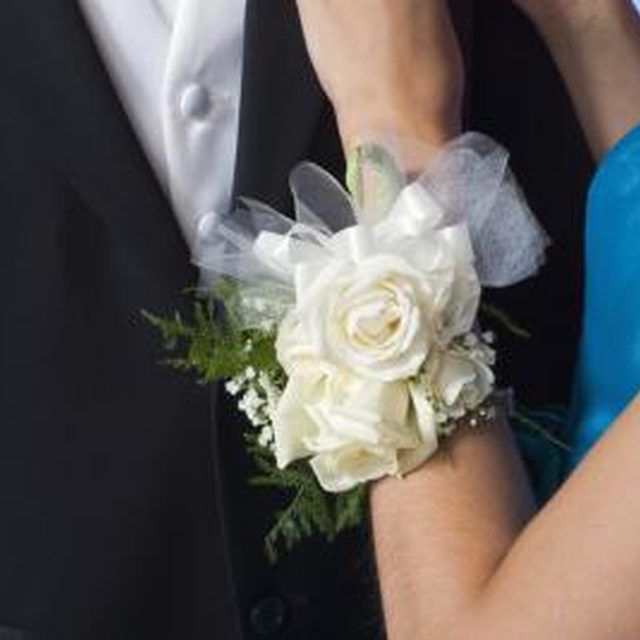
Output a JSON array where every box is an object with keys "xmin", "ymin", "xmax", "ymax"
[{"xmin": 569, "ymin": 123, "xmax": 640, "ymax": 467}]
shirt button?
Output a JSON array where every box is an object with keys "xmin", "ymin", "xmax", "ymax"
[
  {"xmin": 249, "ymin": 595, "xmax": 288, "ymax": 636},
  {"xmin": 179, "ymin": 83, "xmax": 213, "ymax": 121},
  {"xmin": 196, "ymin": 211, "xmax": 219, "ymax": 238}
]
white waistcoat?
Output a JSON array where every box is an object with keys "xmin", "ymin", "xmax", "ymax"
[{"xmin": 78, "ymin": 0, "xmax": 246, "ymax": 246}]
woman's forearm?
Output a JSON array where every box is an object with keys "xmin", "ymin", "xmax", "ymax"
[
  {"xmin": 520, "ymin": 0, "xmax": 640, "ymax": 158},
  {"xmin": 295, "ymin": 2, "xmax": 640, "ymax": 636},
  {"xmin": 373, "ymin": 393, "xmax": 640, "ymax": 640},
  {"xmin": 372, "ymin": 413, "xmax": 535, "ymax": 640}
]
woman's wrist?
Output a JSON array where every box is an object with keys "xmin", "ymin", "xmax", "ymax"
[
  {"xmin": 295, "ymin": 0, "xmax": 465, "ymax": 164},
  {"xmin": 334, "ymin": 97, "xmax": 462, "ymax": 173},
  {"xmin": 337, "ymin": 106, "xmax": 460, "ymax": 149}
]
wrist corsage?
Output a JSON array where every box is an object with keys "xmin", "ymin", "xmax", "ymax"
[{"xmin": 147, "ymin": 133, "xmax": 548, "ymax": 561}]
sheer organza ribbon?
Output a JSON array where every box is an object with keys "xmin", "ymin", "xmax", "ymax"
[{"xmin": 194, "ymin": 133, "xmax": 548, "ymax": 329}]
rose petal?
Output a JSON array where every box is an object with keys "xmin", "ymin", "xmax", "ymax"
[{"xmin": 310, "ymin": 446, "xmax": 399, "ymax": 493}]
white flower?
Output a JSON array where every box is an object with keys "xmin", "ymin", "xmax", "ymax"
[
  {"xmin": 225, "ymin": 379, "xmax": 242, "ymax": 396},
  {"xmin": 296, "ymin": 254, "xmax": 446, "ymax": 382},
  {"xmin": 275, "ymin": 310, "xmax": 318, "ymax": 375},
  {"xmin": 258, "ymin": 425, "xmax": 274, "ymax": 448},
  {"xmin": 427, "ymin": 347, "xmax": 495, "ymax": 416},
  {"xmin": 257, "ymin": 371, "xmax": 282, "ymax": 418},
  {"xmin": 251, "ymin": 179, "xmax": 488, "ymax": 491},
  {"xmin": 375, "ymin": 201, "xmax": 481, "ymax": 345},
  {"xmin": 273, "ymin": 362, "xmax": 439, "ymax": 493},
  {"xmin": 481, "ymin": 330, "xmax": 496, "ymax": 345}
]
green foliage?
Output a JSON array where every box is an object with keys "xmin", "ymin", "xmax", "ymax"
[
  {"xmin": 246, "ymin": 433, "xmax": 367, "ymax": 563},
  {"xmin": 335, "ymin": 484, "xmax": 368, "ymax": 534},
  {"xmin": 142, "ymin": 283, "xmax": 279, "ymax": 385}
]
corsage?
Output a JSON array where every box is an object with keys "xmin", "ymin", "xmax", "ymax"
[{"xmin": 147, "ymin": 133, "xmax": 548, "ymax": 561}]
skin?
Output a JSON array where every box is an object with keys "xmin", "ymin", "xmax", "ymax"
[
  {"xmin": 295, "ymin": 1, "xmax": 640, "ymax": 638},
  {"xmin": 514, "ymin": 0, "xmax": 640, "ymax": 158},
  {"xmin": 295, "ymin": 0, "xmax": 464, "ymax": 154}
]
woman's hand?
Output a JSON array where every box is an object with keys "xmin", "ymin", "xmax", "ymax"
[{"xmin": 295, "ymin": 0, "xmax": 464, "ymax": 153}]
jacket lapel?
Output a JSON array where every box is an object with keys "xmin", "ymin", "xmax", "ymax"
[{"xmin": 0, "ymin": 0, "xmax": 190, "ymax": 279}]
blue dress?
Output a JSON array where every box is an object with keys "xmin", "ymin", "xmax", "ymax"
[{"xmin": 569, "ymin": 122, "xmax": 640, "ymax": 467}]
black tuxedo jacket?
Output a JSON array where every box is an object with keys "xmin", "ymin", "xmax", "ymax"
[{"xmin": 0, "ymin": 1, "xmax": 590, "ymax": 639}]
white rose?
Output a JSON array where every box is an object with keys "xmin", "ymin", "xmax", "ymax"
[
  {"xmin": 295, "ymin": 254, "xmax": 452, "ymax": 383},
  {"xmin": 374, "ymin": 211, "xmax": 481, "ymax": 345},
  {"xmin": 275, "ymin": 310, "xmax": 316, "ymax": 375},
  {"xmin": 428, "ymin": 348, "xmax": 495, "ymax": 416},
  {"xmin": 273, "ymin": 362, "xmax": 439, "ymax": 492}
]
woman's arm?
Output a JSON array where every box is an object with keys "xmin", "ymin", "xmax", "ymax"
[
  {"xmin": 374, "ymin": 394, "xmax": 640, "ymax": 640},
  {"xmin": 372, "ymin": 2, "xmax": 640, "ymax": 638},
  {"xmin": 295, "ymin": 0, "xmax": 464, "ymax": 159},
  {"xmin": 514, "ymin": 0, "xmax": 640, "ymax": 158},
  {"xmin": 296, "ymin": 2, "xmax": 640, "ymax": 639},
  {"xmin": 372, "ymin": 411, "xmax": 535, "ymax": 640}
]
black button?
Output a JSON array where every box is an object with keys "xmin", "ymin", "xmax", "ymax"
[{"xmin": 250, "ymin": 595, "xmax": 288, "ymax": 636}]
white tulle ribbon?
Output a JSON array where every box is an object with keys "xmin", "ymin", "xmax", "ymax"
[
  {"xmin": 194, "ymin": 133, "xmax": 548, "ymax": 492},
  {"xmin": 195, "ymin": 133, "xmax": 547, "ymax": 323}
]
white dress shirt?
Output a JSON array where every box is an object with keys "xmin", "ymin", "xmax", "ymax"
[{"xmin": 78, "ymin": 0, "xmax": 246, "ymax": 246}]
